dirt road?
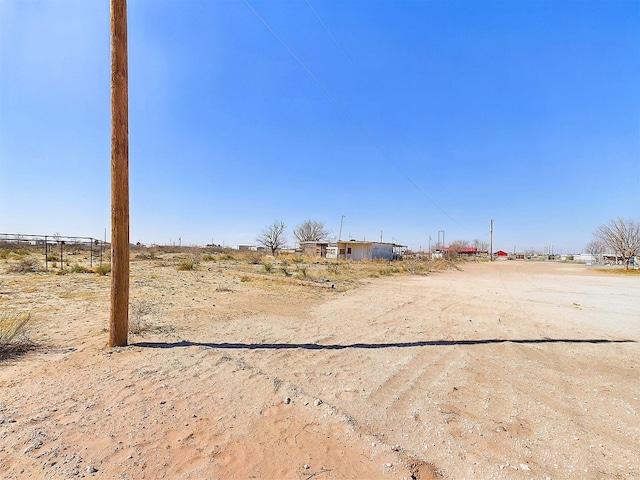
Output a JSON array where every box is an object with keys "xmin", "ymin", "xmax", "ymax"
[{"xmin": 1, "ymin": 259, "xmax": 638, "ymax": 479}]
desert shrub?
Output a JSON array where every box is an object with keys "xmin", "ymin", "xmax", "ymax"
[
  {"xmin": 70, "ymin": 263, "xmax": 92, "ymax": 274},
  {"xmin": 2, "ymin": 248, "xmax": 30, "ymax": 260},
  {"xmin": 129, "ymin": 299, "xmax": 156, "ymax": 334},
  {"xmin": 46, "ymin": 254, "xmax": 59, "ymax": 262},
  {"xmin": 202, "ymin": 254, "xmax": 217, "ymax": 262},
  {"xmin": 298, "ymin": 266, "xmax": 308, "ymax": 278},
  {"xmin": 95, "ymin": 263, "xmax": 111, "ymax": 276},
  {"xmin": 240, "ymin": 275, "xmax": 251, "ymax": 282},
  {"xmin": 0, "ymin": 311, "xmax": 34, "ymax": 359},
  {"xmin": 377, "ymin": 266, "xmax": 400, "ymax": 276},
  {"xmin": 403, "ymin": 261, "xmax": 429, "ymax": 275},
  {"xmin": 245, "ymin": 252, "xmax": 262, "ymax": 264},
  {"xmin": 290, "ymin": 255, "xmax": 304, "ymax": 264},
  {"xmin": 280, "ymin": 265, "xmax": 290, "ymax": 276},
  {"xmin": 263, "ymin": 262, "xmax": 273, "ymax": 273},
  {"xmin": 135, "ymin": 251, "xmax": 158, "ymax": 260},
  {"xmin": 177, "ymin": 259, "xmax": 196, "ymax": 271},
  {"xmin": 326, "ymin": 263, "xmax": 339, "ymax": 274},
  {"xmin": 219, "ymin": 253, "xmax": 237, "ymax": 261},
  {"xmin": 7, "ymin": 256, "xmax": 41, "ymax": 273},
  {"xmin": 216, "ymin": 282, "xmax": 234, "ymax": 292}
]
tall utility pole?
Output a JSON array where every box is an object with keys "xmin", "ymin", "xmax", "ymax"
[
  {"xmin": 339, "ymin": 215, "xmax": 345, "ymax": 241},
  {"xmin": 109, "ymin": 0, "xmax": 130, "ymax": 347},
  {"xmin": 490, "ymin": 219, "xmax": 494, "ymax": 262}
]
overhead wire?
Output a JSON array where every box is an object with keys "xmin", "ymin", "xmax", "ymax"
[
  {"xmin": 243, "ymin": 0, "xmax": 489, "ymax": 240},
  {"xmin": 304, "ymin": 0, "xmax": 490, "ymax": 240}
]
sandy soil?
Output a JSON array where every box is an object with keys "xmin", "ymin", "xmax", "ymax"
[{"xmin": 1, "ymin": 258, "xmax": 638, "ymax": 479}]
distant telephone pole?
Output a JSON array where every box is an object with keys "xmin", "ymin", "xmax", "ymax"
[
  {"xmin": 109, "ymin": 0, "xmax": 130, "ymax": 347},
  {"xmin": 490, "ymin": 219, "xmax": 494, "ymax": 261}
]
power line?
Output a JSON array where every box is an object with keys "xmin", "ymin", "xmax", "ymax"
[{"xmin": 241, "ymin": 0, "xmax": 457, "ymax": 223}]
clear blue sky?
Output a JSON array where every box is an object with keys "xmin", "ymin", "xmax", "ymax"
[{"xmin": 1, "ymin": 0, "xmax": 639, "ymax": 253}]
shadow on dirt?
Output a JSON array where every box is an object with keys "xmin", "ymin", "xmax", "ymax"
[{"xmin": 133, "ymin": 338, "xmax": 635, "ymax": 350}]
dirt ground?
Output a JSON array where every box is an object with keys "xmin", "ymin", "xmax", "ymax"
[{"xmin": 1, "ymin": 256, "xmax": 638, "ymax": 479}]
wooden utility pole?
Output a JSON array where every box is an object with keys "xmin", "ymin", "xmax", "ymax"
[
  {"xmin": 109, "ymin": 0, "xmax": 129, "ymax": 347},
  {"xmin": 490, "ymin": 219, "xmax": 494, "ymax": 262}
]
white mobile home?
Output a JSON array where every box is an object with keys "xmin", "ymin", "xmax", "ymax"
[{"xmin": 324, "ymin": 241, "xmax": 405, "ymax": 261}]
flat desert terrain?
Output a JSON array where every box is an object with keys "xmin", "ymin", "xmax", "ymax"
[{"xmin": 1, "ymin": 253, "xmax": 638, "ymax": 479}]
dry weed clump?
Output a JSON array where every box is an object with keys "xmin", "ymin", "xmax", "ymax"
[
  {"xmin": 129, "ymin": 299, "xmax": 157, "ymax": 334},
  {"xmin": 94, "ymin": 263, "xmax": 111, "ymax": 276},
  {"xmin": 177, "ymin": 258, "xmax": 197, "ymax": 271},
  {"xmin": 69, "ymin": 263, "xmax": 93, "ymax": 274},
  {"xmin": 0, "ymin": 311, "xmax": 35, "ymax": 360},
  {"xmin": 216, "ymin": 282, "xmax": 235, "ymax": 292},
  {"xmin": 6, "ymin": 256, "xmax": 42, "ymax": 274}
]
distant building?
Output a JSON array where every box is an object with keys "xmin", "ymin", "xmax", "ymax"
[
  {"xmin": 320, "ymin": 240, "xmax": 405, "ymax": 261},
  {"xmin": 494, "ymin": 250, "xmax": 509, "ymax": 258},
  {"xmin": 238, "ymin": 244, "xmax": 257, "ymax": 251},
  {"xmin": 442, "ymin": 246, "xmax": 488, "ymax": 257},
  {"xmin": 300, "ymin": 241, "xmax": 328, "ymax": 258}
]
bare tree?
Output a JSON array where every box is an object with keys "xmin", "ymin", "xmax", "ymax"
[
  {"xmin": 448, "ymin": 240, "xmax": 469, "ymax": 258},
  {"xmin": 584, "ymin": 240, "xmax": 605, "ymax": 264},
  {"xmin": 257, "ymin": 220, "xmax": 287, "ymax": 255},
  {"xmin": 472, "ymin": 238, "xmax": 489, "ymax": 253},
  {"xmin": 293, "ymin": 219, "xmax": 331, "ymax": 246},
  {"xmin": 594, "ymin": 218, "xmax": 640, "ymax": 269}
]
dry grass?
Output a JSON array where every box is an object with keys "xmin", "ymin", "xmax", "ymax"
[
  {"xmin": 177, "ymin": 258, "xmax": 197, "ymax": 271},
  {"xmin": 95, "ymin": 263, "xmax": 112, "ymax": 276},
  {"xmin": 0, "ymin": 311, "xmax": 35, "ymax": 360},
  {"xmin": 129, "ymin": 299, "xmax": 157, "ymax": 334},
  {"xmin": 597, "ymin": 267, "xmax": 640, "ymax": 275},
  {"xmin": 6, "ymin": 256, "xmax": 42, "ymax": 273}
]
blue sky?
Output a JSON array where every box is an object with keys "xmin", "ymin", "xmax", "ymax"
[{"xmin": 1, "ymin": 0, "xmax": 638, "ymax": 252}]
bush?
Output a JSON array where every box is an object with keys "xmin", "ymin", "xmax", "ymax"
[
  {"xmin": 263, "ymin": 262, "xmax": 273, "ymax": 273},
  {"xmin": 0, "ymin": 311, "xmax": 34, "ymax": 359},
  {"xmin": 216, "ymin": 282, "xmax": 234, "ymax": 292},
  {"xmin": 95, "ymin": 263, "xmax": 111, "ymax": 276},
  {"xmin": 129, "ymin": 299, "xmax": 156, "ymax": 334},
  {"xmin": 177, "ymin": 259, "xmax": 196, "ymax": 271},
  {"xmin": 326, "ymin": 263, "xmax": 339, "ymax": 274},
  {"xmin": 245, "ymin": 252, "xmax": 262, "ymax": 264},
  {"xmin": 7, "ymin": 257, "xmax": 41, "ymax": 273},
  {"xmin": 70, "ymin": 263, "xmax": 92, "ymax": 274}
]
